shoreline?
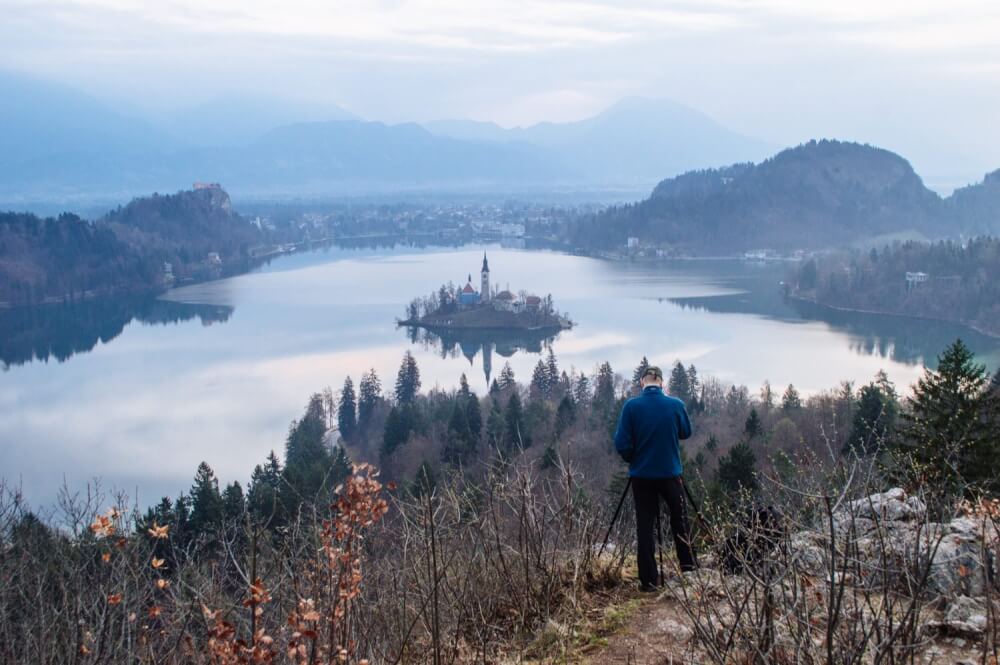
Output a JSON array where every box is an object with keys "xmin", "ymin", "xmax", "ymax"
[
  {"xmin": 788, "ymin": 293, "xmax": 1000, "ymax": 341},
  {"xmin": 397, "ymin": 319, "xmax": 572, "ymax": 334}
]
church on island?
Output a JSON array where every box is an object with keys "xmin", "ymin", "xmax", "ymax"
[{"xmin": 456, "ymin": 253, "xmax": 543, "ymax": 313}]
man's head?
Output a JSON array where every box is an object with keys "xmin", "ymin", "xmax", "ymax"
[{"xmin": 640, "ymin": 365, "xmax": 663, "ymax": 388}]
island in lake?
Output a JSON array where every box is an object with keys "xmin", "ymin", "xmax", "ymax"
[{"xmin": 398, "ymin": 253, "xmax": 573, "ymax": 335}]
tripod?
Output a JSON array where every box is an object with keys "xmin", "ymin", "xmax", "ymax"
[{"xmin": 599, "ymin": 476, "xmax": 705, "ymax": 584}]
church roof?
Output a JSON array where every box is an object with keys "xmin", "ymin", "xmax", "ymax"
[
  {"xmin": 496, "ymin": 290, "xmax": 514, "ymax": 300},
  {"xmin": 482, "ymin": 253, "xmax": 489, "ymax": 273},
  {"xmin": 462, "ymin": 283, "xmax": 476, "ymax": 293},
  {"xmin": 525, "ymin": 295, "xmax": 541, "ymax": 304}
]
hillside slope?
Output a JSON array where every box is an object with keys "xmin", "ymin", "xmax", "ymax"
[
  {"xmin": 571, "ymin": 140, "xmax": 950, "ymax": 252},
  {"xmin": 1, "ymin": 187, "xmax": 264, "ymax": 305}
]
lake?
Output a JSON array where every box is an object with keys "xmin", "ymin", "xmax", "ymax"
[{"xmin": 3, "ymin": 243, "xmax": 999, "ymax": 506}]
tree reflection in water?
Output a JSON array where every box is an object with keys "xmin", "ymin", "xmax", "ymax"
[{"xmin": 1, "ymin": 297, "xmax": 233, "ymax": 369}]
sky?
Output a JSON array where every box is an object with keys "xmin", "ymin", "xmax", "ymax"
[{"xmin": 2, "ymin": 0, "xmax": 999, "ymax": 189}]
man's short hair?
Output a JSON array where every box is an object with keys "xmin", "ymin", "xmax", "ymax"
[{"xmin": 642, "ymin": 366, "xmax": 663, "ymax": 381}]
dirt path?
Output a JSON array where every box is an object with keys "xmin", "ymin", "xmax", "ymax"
[{"xmin": 581, "ymin": 590, "xmax": 702, "ymax": 665}]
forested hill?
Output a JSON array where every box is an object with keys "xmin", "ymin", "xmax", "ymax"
[
  {"xmin": 792, "ymin": 237, "xmax": 1000, "ymax": 336},
  {"xmin": 0, "ymin": 187, "xmax": 265, "ymax": 305},
  {"xmin": 946, "ymin": 168, "xmax": 1000, "ymax": 235},
  {"xmin": 0, "ymin": 211, "xmax": 155, "ymax": 304},
  {"xmin": 102, "ymin": 186, "xmax": 261, "ymax": 260},
  {"xmin": 569, "ymin": 140, "xmax": 964, "ymax": 253}
]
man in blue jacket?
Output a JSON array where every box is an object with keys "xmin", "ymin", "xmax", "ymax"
[{"xmin": 614, "ymin": 365, "xmax": 696, "ymax": 590}]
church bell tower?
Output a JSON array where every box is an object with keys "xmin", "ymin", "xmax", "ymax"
[{"xmin": 480, "ymin": 253, "xmax": 490, "ymax": 303}]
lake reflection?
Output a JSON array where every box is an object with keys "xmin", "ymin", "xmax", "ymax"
[
  {"xmin": 2, "ymin": 244, "xmax": 998, "ymax": 506},
  {"xmin": 405, "ymin": 324, "xmax": 563, "ymax": 385},
  {"xmin": 1, "ymin": 297, "xmax": 233, "ymax": 369}
]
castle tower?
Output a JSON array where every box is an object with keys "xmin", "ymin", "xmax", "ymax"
[{"xmin": 481, "ymin": 253, "xmax": 490, "ymax": 303}]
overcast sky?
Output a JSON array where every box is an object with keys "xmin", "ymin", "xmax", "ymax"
[{"xmin": 2, "ymin": 0, "xmax": 998, "ymax": 189}]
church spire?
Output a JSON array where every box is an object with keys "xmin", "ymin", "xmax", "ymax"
[{"xmin": 480, "ymin": 253, "xmax": 491, "ymax": 303}]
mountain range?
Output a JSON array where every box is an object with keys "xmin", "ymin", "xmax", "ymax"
[{"xmin": 0, "ymin": 70, "xmax": 774, "ymax": 203}]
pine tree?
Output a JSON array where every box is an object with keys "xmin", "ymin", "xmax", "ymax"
[
  {"xmin": 358, "ymin": 368, "xmax": 382, "ymax": 433},
  {"xmin": 189, "ymin": 461, "xmax": 224, "ymax": 536},
  {"xmin": 593, "ymin": 362, "xmax": 616, "ymax": 409},
  {"xmin": 173, "ymin": 494, "xmax": 191, "ymax": 549},
  {"xmin": 546, "ymin": 347, "xmax": 559, "ymax": 392},
  {"xmin": 781, "ymin": 384, "xmax": 802, "ymax": 412},
  {"xmin": 338, "ymin": 376, "xmax": 357, "ymax": 442},
  {"xmin": 442, "ymin": 400, "xmax": 472, "ymax": 466},
  {"xmin": 716, "ymin": 442, "xmax": 759, "ymax": 494},
  {"xmin": 573, "ymin": 373, "xmax": 591, "ymax": 404},
  {"xmin": 465, "ymin": 388, "xmax": 482, "ymax": 443},
  {"xmin": 632, "ymin": 356, "xmax": 650, "ymax": 392},
  {"xmin": 503, "ymin": 392, "xmax": 527, "ymax": 451},
  {"xmin": 895, "ymin": 339, "xmax": 997, "ymax": 496},
  {"xmin": 558, "ymin": 370, "xmax": 572, "ymax": 398},
  {"xmin": 248, "ymin": 451, "xmax": 282, "ymax": 525},
  {"xmin": 498, "ymin": 362, "xmax": 516, "ymax": 391},
  {"xmin": 282, "ymin": 394, "xmax": 335, "ymax": 512},
  {"xmin": 744, "ymin": 408, "xmax": 762, "ymax": 440},
  {"xmin": 382, "ymin": 406, "xmax": 408, "ymax": 456},
  {"xmin": 668, "ymin": 361, "xmax": 691, "ymax": 403},
  {"xmin": 687, "ymin": 364, "xmax": 700, "ymax": 397},
  {"xmin": 844, "ymin": 374, "xmax": 898, "ymax": 456},
  {"xmin": 555, "ymin": 394, "xmax": 576, "ymax": 439},
  {"xmin": 395, "ymin": 351, "xmax": 421, "ymax": 403},
  {"xmin": 486, "ymin": 400, "xmax": 504, "ymax": 449},
  {"xmin": 531, "ymin": 359, "xmax": 551, "ymax": 400},
  {"xmin": 222, "ymin": 481, "xmax": 245, "ymax": 523}
]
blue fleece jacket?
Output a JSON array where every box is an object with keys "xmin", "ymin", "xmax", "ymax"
[{"xmin": 613, "ymin": 385, "xmax": 692, "ymax": 478}]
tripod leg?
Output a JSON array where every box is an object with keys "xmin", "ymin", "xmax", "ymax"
[
  {"xmin": 598, "ymin": 477, "xmax": 632, "ymax": 559},
  {"xmin": 655, "ymin": 499, "xmax": 664, "ymax": 586}
]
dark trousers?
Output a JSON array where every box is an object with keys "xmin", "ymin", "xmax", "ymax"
[{"xmin": 632, "ymin": 476, "xmax": 697, "ymax": 585}]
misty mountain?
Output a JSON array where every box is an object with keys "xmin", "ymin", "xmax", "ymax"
[
  {"xmin": 424, "ymin": 98, "xmax": 775, "ymax": 184},
  {"xmin": 221, "ymin": 120, "xmax": 572, "ymax": 189},
  {"xmin": 159, "ymin": 95, "xmax": 359, "ymax": 148},
  {"xmin": 0, "ymin": 73, "xmax": 774, "ymax": 202},
  {"xmin": 570, "ymin": 140, "xmax": 951, "ymax": 252},
  {"xmin": 0, "ymin": 71, "xmax": 170, "ymax": 161},
  {"xmin": 0, "ymin": 71, "xmax": 179, "ymax": 197}
]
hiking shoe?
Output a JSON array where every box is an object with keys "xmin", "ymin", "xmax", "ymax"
[{"xmin": 639, "ymin": 582, "xmax": 660, "ymax": 593}]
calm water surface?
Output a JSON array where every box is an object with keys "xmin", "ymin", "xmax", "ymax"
[{"xmin": 3, "ymin": 244, "xmax": 998, "ymax": 505}]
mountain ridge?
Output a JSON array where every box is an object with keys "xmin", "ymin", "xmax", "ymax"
[{"xmin": 571, "ymin": 139, "xmax": 996, "ymax": 253}]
